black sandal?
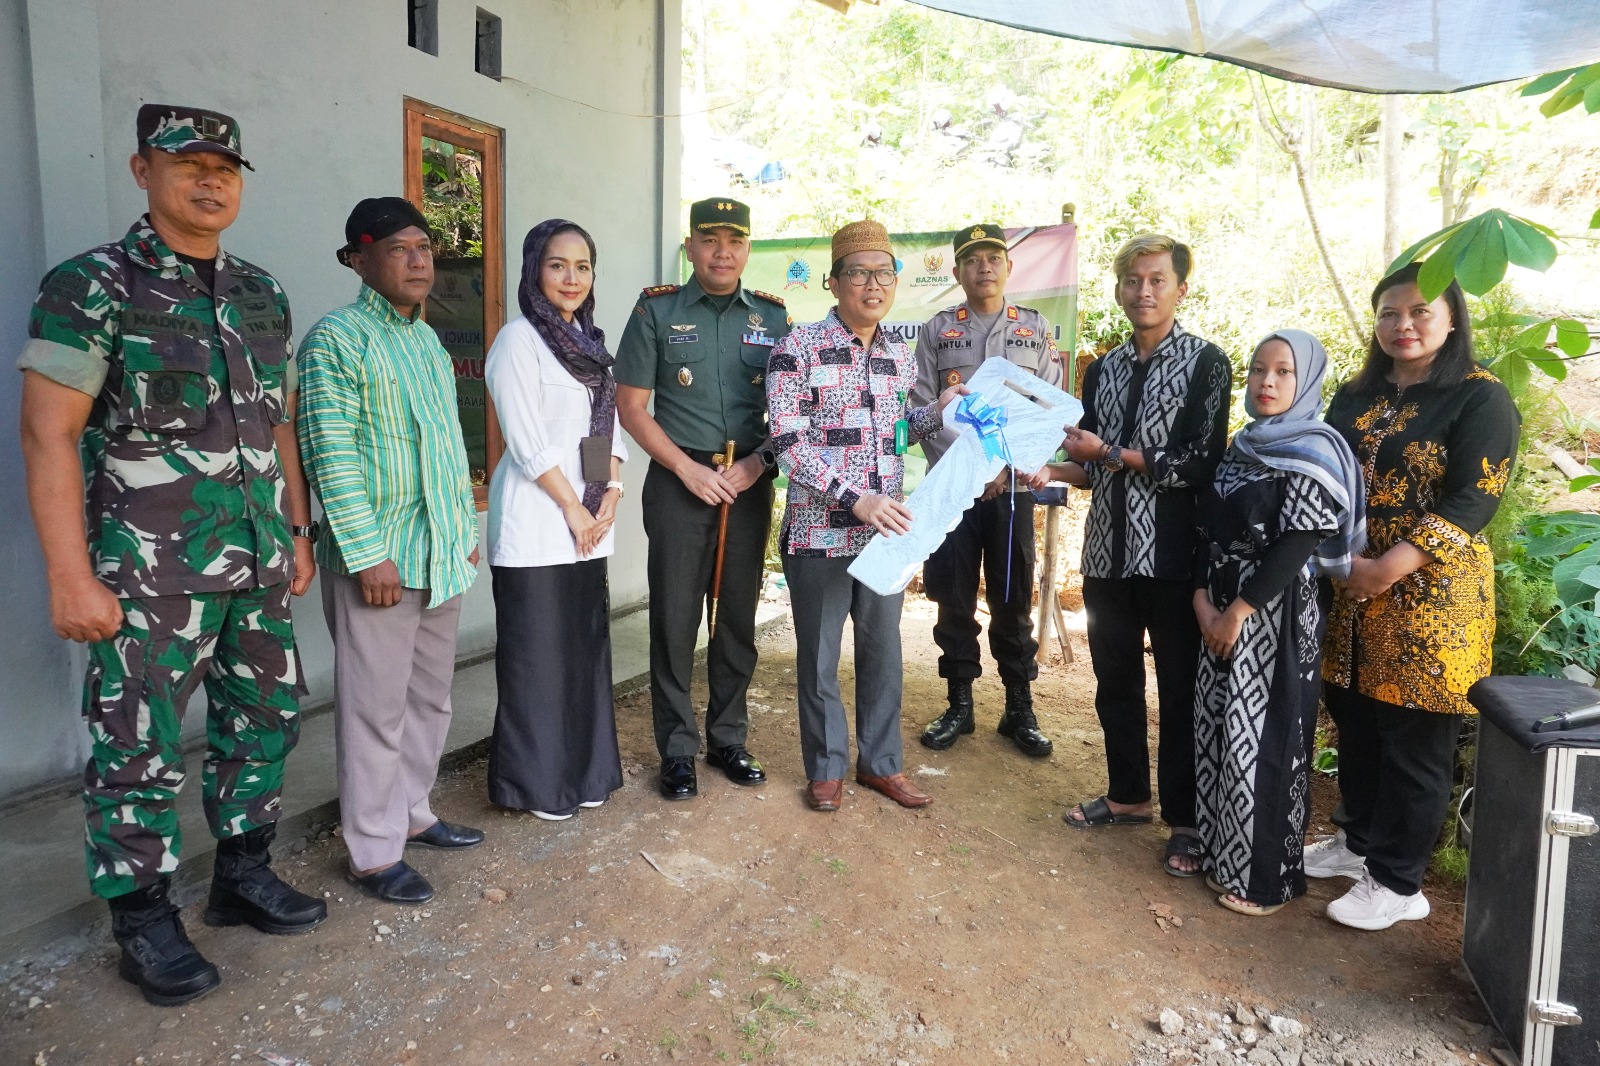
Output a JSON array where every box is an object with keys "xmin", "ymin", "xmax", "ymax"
[
  {"xmin": 1164, "ymin": 830, "xmax": 1204, "ymax": 878},
  {"xmin": 1062, "ymin": 795, "xmax": 1155, "ymax": 830}
]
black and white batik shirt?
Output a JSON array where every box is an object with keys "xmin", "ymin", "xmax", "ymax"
[{"xmin": 1079, "ymin": 321, "xmax": 1232, "ymax": 582}]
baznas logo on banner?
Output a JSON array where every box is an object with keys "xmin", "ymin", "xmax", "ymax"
[
  {"xmin": 699, "ymin": 223, "xmax": 1078, "ymax": 381},
  {"xmin": 784, "ymin": 257, "xmax": 811, "ymax": 290}
]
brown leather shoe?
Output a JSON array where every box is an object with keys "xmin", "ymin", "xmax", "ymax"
[
  {"xmin": 856, "ymin": 772, "xmax": 932, "ymax": 809},
  {"xmin": 806, "ymin": 779, "xmax": 843, "ymax": 812}
]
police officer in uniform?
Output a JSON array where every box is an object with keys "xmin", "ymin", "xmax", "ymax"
[
  {"xmin": 616, "ymin": 199, "xmax": 792, "ymax": 800},
  {"xmin": 911, "ymin": 224, "xmax": 1060, "ymax": 757},
  {"xmin": 18, "ymin": 105, "xmax": 325, "ymax": 1006}
]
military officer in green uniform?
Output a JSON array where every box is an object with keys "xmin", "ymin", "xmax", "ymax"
[
  {"xmin": 17, "ymin": 105, "xmax": 326, "ymax": 1007},
  {"xmin": 911, "ymin": 223, "xmax": 1062, "ymax": 758},
  {"xmin": 616, "ymin": 197, "xmax": 792, "ymax": 800}
]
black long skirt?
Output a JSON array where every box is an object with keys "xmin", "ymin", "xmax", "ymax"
[{"xmin": 488, "ymin": 559, "xmax": 623, "ymax": 813}]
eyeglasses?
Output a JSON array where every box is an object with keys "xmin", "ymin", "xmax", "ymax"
[{"xmin": 839, "ymin": 267, "xmax": 899, "ymax": 287}]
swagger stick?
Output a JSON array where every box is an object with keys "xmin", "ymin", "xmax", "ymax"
[{"xmin": 707, "ymin": 440, "xmax": 737, "ymax": 638}]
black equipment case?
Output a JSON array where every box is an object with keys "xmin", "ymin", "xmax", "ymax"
[{"xmin": 1465, "ymin": 676, "xmax": 1600, "ymax": 1066}]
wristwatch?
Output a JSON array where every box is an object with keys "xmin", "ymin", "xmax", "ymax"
[
  {"xmin": 291, "ymin": 523, "xmax": 319, "ymax": 541},
  {"xmin": 1101, "ymin": 445, "xmax": 1125, "ymax": 473},
  {"xmin": 605, "ymin": 480, "xmax": 625, "ymax": 498},
  {"xmin": 758, "ymin": 446, "xmax": 779, "ymax": 470}
]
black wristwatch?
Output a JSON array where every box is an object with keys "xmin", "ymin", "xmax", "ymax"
[
  {"xmin": 291, "ymin": 523, "xmax": 319, "ymax": 542},
  {"xmin": 1101, "ymin": 445, "xmax": 1125, "ymax": 473},
  {"xmin": 759, "ymin": 446, "xmax": 779, "ymax": 470}
]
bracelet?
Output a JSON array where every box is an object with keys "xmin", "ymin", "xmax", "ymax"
[{"xmin": 605, "ymin": 480, "xmax": 625, "ymax": 498}]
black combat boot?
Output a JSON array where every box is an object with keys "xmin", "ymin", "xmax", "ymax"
[
  {"xmin": 204, "ymin": 825, "xmax": 328, "ymax": 935},
  {"xmin": 920, "ymin": 678, "xmax": 976, "ymax": 750},
  {"xmin": 109, "ymin": 880, "xmax": 221, "ymax": 1007},
  {"xmin": 997, "ymin": 680, "xmax": 1053, "ymax": 757}
]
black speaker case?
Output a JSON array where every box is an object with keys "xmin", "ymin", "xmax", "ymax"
[{"xmin": 1464, "ymin": 717, "xmax": 1600, "ymax": 1066}]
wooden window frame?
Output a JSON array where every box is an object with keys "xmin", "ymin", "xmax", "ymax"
[{"xmin": 403, "ymin": 98, "xmax": 505, "ymax": 509}]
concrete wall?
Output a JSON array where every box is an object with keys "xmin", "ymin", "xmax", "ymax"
[{"xmin": 0, "ymin": 0, "xmax": 680, "ymax": 800}]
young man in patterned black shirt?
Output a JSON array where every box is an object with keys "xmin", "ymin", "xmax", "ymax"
[{"xmin": 1054, "ymin": 234, "xmax": 1232, "ymax": 877}]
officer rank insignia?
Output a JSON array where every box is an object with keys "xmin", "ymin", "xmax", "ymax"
[
  {"xmin": 1006, "ymin": 306, "xmax": 1019, "ymax": 320},
  {"xmin": 955, "ymin": 307, "xmax": 969, "ymax": 322},
  {"xmin": 677, "ymin": 366, "xmax": 694, "ymax": 386},
  {"xmin": 643, "ymin": 284, "xmax": 680, "ymax": 297}
]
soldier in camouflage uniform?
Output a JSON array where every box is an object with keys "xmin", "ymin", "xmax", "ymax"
[{"xmin": 17, "ymin": 104, "xmax": 326, "ymax": 1007}]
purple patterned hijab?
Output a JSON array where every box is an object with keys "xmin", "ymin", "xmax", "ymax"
[{"xmin": 517, "ymin": 219, "xmax": 616, "ymax": 515}]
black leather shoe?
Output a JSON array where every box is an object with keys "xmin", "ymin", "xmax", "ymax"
[
  {"xmin": 997, "ymin": 681, "xmax": 1053, "ymax": 757},
  {"xmin": 406, "ymin": 819, "xmax": 485, "ymax": 850},
  {"xmin": 921, "ymin": 678, "xmax": 976, "ymax": 750},
  {"xmin": 659, "ymin": 756, "xmax": 698, "ymax": 800},
  {"xmin": 706, "ymin": 745, "xmax": 767, "ymax": 786},
  {"xmin": 205, "ymin": 825, "xmax": 328, "ymax": 935},
  {"xmin": 346, "ymin": 861, "xmax": 435, "ymax": 904},
  {"xmin": 110, "ymin": 881, "xmax": 221, "ymax": 1007}
]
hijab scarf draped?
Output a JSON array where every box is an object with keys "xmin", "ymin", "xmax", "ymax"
[
  {"xmin": 517, "ymin": 219, "xmax": 616, "ymax": 515},
  {"xmin": 1229, "ymin": 329, "xmax": 1367, "ymax": 579}
]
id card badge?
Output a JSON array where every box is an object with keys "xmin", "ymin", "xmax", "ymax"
[{"xmin": 579, "ymin": 436, "xmax": 611, "ymax": 483}]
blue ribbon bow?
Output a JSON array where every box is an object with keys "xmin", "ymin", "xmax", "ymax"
[{"xmin": 954, "ymin": 395, "xmax": 1013, "ymax": 464}]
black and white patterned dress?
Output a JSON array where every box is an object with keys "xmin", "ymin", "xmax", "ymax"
[{"xmin": 1194, "ymin": 454, "xmax": 1339, "ymax": 906}]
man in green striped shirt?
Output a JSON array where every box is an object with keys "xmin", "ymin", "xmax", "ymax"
[{"xmin": 297, "ymin": 198, "xmax": 485, "ymax": 906}]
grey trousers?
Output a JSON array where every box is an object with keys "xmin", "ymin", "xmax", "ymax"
[
  {"xmin": 322, "ymin": 572, "xmax": 463, "ymax": 871},
  {"xmin": 783, "ymin": 552, "xmax": 905, "ymax": 781}
]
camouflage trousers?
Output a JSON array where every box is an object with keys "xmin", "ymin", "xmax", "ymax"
[{"xmin": 82, "ymin": 583, "xmax": 304, "ymax": 899}]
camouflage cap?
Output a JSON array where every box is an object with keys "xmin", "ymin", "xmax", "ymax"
[
  {"xmin": 954, "ymin": 223, "xmax": 1007, "ymax": 260},
  {"xmin": 689, "ymin": 197, "xmax": 751, "ymax": 236},
  {"xmin": 136, "ymin": 103, "xmax": 253, "ymax": 171}
]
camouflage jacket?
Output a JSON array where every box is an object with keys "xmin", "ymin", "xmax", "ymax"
[{"xmin": 20, "ymin": 215, "xmax": 296, "ymax": 598}]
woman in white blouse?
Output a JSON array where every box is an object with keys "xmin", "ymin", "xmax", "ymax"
[{"xmin": 484, "ymin": 220, "xmax": 626, "ymax": 819}]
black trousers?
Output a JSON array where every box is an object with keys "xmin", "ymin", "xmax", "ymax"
[
  {"xmin": 642, "ymin": 459, "xmax": 773, "ymax": 760},
  {"xmin": 923, "ymin": 492, "xmax": 1039, "ymax": 685},
  {"xmin": 1082, "ymin": 575, "xmax": 1200, "ymax": 828},
  {"xmin": 1324, "ymin": 683, "xmax": 1462, "ymax": 896}
]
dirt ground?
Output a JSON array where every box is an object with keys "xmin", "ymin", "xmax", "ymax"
[{"xmin": 2, "ymin": 598, "xmax": 1506, "ymax": 1066}]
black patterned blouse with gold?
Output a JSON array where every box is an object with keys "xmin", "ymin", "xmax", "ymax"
[{"xmin": 1321, "ymin": 366, "xmax": 1520, "ymax": 716}]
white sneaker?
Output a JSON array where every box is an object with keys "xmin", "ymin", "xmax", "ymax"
[
  {"xmin": 1303, "ymin": 830, "xmax": 1367, "ymax": 879},
  {"xmin": 1327, "ymin": 870, "xmax": 1430, "ymax": 930},
  {"xmin": 532, "ymin": 810, "xmax": 573, "ymax": 821},
  {"xmin": 578, "ymin": 798, "xmax": 607, "ymax": 809}
]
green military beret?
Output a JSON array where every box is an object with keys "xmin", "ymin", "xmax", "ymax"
[
  {"xmin": 137, "ymin": 103, "xmax": 253, "ymax": 171},
  {"xmin": 689, "ymin": 197, "xmax": 751, "ymax": 236},
  {"xmin": 954, "ymin": 223, "xmax": 1007, "ymax": 260}
]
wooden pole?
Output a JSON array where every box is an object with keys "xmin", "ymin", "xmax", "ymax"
[{"xmin": 1035, "ymin": 203, "xmax": 1076, "ymax": 665}]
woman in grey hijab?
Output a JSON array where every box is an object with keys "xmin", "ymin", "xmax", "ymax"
[{"xmin": 1190, "ymin": 329, "xmax": 1364, "ymax": 915}]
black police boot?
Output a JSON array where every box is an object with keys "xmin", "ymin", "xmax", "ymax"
[
  {"xmin": 920, "ymin": 678, "xmax": 976, "ymax": 750},
  {"xmin": 109, "ymin": 880, "xmax": 221, "ymax": 1007},
  {"xmin": 204, "ymin": 825, "xmax": 328, "ymax": 935},
  {"xmin": 997, "ymin": 680, "xmax": 1053, "ymax": 757}
]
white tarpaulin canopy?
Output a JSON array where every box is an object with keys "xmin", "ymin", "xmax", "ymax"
[{"xmin": 905, "ymin": 1, "xmax": 1600, "ymax": 93}]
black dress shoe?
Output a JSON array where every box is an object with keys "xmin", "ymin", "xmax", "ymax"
[
  {"xmin": 659, "ymin": 756, "xmax": 698, "ymax": 800},
  {"xmin": 205, "ymin": 825, "xmax": 328, "ymax": 935},
  {"xmin": 406, "ymin": 819, "xmax": 486, "ymax": 850},
  {"xmin": 706, "ymin": 745, "xmax": 767, "ymax": 785},
  {"xmin": 346, "ymin": 861, "xmax": 435, "ymax": 904}
]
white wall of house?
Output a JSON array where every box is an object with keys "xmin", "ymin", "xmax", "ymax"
[{"xmin": 0, "ymin": 0, "xmax": 681, "ymax": 799}]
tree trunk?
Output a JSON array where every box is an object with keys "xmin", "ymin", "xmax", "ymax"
[{"xmin": 1382, "ymin": 95, "xmax": 1404, "ymax": 265}]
